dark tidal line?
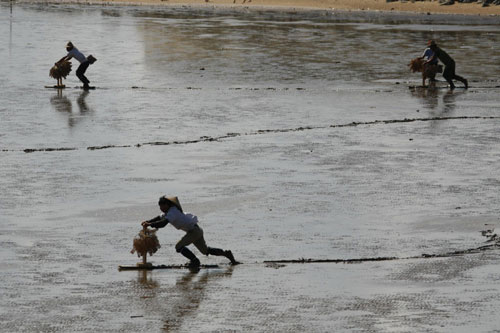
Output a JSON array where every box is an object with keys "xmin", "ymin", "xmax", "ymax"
[
  {"xmin": 2, "ymin": 115, "xmax": 498, "ymax": 153},
  {"xmin": 264, "ymin": 241, "xmax": 500, "ymax": 265}
]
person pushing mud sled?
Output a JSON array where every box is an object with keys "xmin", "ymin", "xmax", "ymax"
[
  {"xmin": 426, "ymin": 40, "xmax": 467, "ymax": 90},
  {"xmin": 55, "ymin": 41, "xmax": 96, "ymax": 90},
  {"xmin": 141, "ymin": 196, "xmax": 239, "ymax": 268},
  {"xmin": 409, "ymin": 40, "xmax": 468, "ymax": 89}
]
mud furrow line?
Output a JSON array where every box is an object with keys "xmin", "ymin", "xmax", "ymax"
[
  {"xmin": 118, "ymin": 242, "xmax": 500, "ymax": 271},
  {"xmin": 264, "ymin": 241, "xmax": 500, "ymax": 265},
  {"xmin": 2, "ymin": 115, "xmax": 499, "ymax": 154}
]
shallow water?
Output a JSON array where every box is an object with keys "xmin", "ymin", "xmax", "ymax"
[{"xmin": 1, "ymin": 3, "xmax": 500, "ymax": 332}]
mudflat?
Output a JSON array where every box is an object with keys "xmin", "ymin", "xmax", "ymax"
[
  {"xmin": 15, "ymin": 0, "xmax": 500, "ymax": 15},
  {"xmin": 2, "ymin": 2, "xmax": 500, "ymax": 332}
]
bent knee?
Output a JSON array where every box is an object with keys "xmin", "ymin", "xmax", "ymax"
[{"xmin": 175, "ymin": 245, "xmax": 184, "ymax": 253}]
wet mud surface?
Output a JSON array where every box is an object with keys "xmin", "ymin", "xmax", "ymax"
[{"xmin": 2, "ymin": 3, "xmax": 500, "ymax": 332}]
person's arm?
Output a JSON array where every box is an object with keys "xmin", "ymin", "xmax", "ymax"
[
  {"xmin": 56, "ymin": 49, "xmax": 74, "ymax": 64},
  {"xmin": 56, "ymin": 54, "xmax": 72, "ymax": 64},
  {"xmin": 141, "ymin": 215, "xmax": 169, "ymax": 229},
  {"xmin": 149, "ymin": 219, "xmax": 168, "ymax": 229}
]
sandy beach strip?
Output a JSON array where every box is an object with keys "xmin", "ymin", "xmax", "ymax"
[{"xmin": 17, "ymin": 0, "xmax": 500, "ymax": 15}]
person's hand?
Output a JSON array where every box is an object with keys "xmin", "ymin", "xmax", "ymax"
[{"xmin": 141, "ymin": 221, "xmax": 150, "ymax": 227}]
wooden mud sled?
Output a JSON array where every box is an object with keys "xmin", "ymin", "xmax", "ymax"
[
  {"xmin": 119, "ymin": 226, "xmax": 221, "ymax": 271},
  {"xmin": 44, "ymin": 85, "xmax": 96, "ymax": 90},
  {"xmin": 118, "ymin": 264, "xmax": 221, "ymax": 271}
]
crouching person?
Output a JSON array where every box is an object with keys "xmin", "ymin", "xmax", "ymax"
[{"xmin": 141, "ymin": 196, "xmax": 239, "ymax": 268}]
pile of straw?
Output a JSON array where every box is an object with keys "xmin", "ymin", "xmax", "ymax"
[
  {"xmin": 49, "ymin": 61, "xmax": 72, "ymax": 80},
  {"xmin": 131, "ymin": 228, "xmax": 161, "ymax": 257},
  {"xmin": 408, "ymin": 57, "xmax": 442, "ymax": 78},
  {"xmin": 409, "ymin": 57, "xmax": 424, "ymax": 73}
]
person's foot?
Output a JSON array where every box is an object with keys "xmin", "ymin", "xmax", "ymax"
[
  {"xmin": 83, "ymin": 84, "xmax": 90, "ymax": 90},
  {"xmin": 449, "ymin": 84, "xmax": 455, "ymax": 90},
  {"xmin": 464, "ymin": 79, "xmax": 468, "ymax": 89},
  {"xmin": 187, "ymin": 264, "xmax": 200, "ymax": 273},
  {"xmin": 188, "ymin": 258, "xmax": 200, "ymax": 267},
  {"xmin": 224, "ymin": 250, "xmax": 240, "ymax": 265}
]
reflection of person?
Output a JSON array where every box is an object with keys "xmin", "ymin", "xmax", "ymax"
[
  {"xmin": 165, "ymin": 269, "xmax": 233, "ymax": 330},
  {"xmin": 50, "ymin": 90, "xmax": 93, "ymax": 127},
  {"xmin": 50, "ymin": 90, "xmax": 72, "ymax": 113},
  {"xmin": 442, "ymin": 89, "xmax": 459, "ymax": 114},
  {"xmin": 141, "ymin": 196, "xmax": 239, "ymax": 268},
  {"xmin": 57, "ymin": 41, "xmax": 96, "ymax": 90},
  {"xmin": 427, "ymin": 40, "xmax": 467, "ymax": 90},
  {"xmin": 76, "ymin": 90, "xmax": 90, "ymax": 114},
  {"xmin": 409, "ymin": 85, "xmax": 439, "ymax": 111}
]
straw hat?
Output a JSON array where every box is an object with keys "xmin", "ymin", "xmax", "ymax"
[{"xmin": 158, "ymin": 196, "xmax": 183, "ymax": 212}]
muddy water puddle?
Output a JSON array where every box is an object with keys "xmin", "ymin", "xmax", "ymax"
[{"xmin": 1, "ymin": 3, "xmax": 500, "ymax": 332}]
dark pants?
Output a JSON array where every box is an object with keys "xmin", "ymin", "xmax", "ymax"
[
  {"xmin": 76, "ymin": 61, "xmax": 90, "ymax": 86},
  {"xmin": 443, "ymin": 62, "xmax": 466, "ymax": 88}
]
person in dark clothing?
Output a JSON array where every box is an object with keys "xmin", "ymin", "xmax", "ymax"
[
  {"xmin": 141, "ymin": 196, "xmax": 240, "ymax": 268},
  {"xmin": 427, "ymin": 40, "xmax": 468, "ymax": 90}
]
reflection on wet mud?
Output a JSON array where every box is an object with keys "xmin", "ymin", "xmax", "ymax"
[
  {"xmin": 101, "ymin": 9, "xmax": 122, "ymax": 18},
  {"xmin": 50, "ymin": 90, "xmax": 93, "ymax": 127},
  {"xmin": 132, "ymin": 6, "xmax": 500, "ymax": 84},
  {"xmin": 163, "ymin": 268, "xmax": 233, "ymax": 330},
  {"xmin": 137, "ymin": 270, "xmax": 160, "ymax": 289},
  {"xmin": 50, "ymin": 89, "xmax": 72, "ymax": 114},
  {"xmin": 409, "ymin": 86, "xmax": 466, "ymax": 120},
  {"xmin": 133, "ymin": 268, "xmax": 233, "ymax": 330},
  {"xmin": 442, "ymin": 89, "xmax": 461, "ymax": 115},
  {"xmin": 409, "ymin": 86, "xmax": 440, "ymax": 110},
  {"xmin": 137, "ymin": 17, "xmax": 399, "ymax": 82}
]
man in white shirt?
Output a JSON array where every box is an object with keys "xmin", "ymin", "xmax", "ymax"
[
  {"xmin": 57, "ymin": 41, "xmax": 95, "ymax": 90},
  {"xmin": 141, "ymin": 196, "xmax": 239, "ymax": 268}
]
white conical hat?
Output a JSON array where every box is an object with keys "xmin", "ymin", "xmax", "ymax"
[{"xmin": 158, "ymin": 196, "xmax": 183, "ymax": 212}]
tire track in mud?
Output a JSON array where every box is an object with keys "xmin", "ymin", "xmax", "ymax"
[{"xmin": 3, "ymin": 115, "xmax": 500, "ymax": 154}]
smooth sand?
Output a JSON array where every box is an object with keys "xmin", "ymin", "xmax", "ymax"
[{"xmin": 36, "ymin": 0, "xmax": 500, "ymax": 16}]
